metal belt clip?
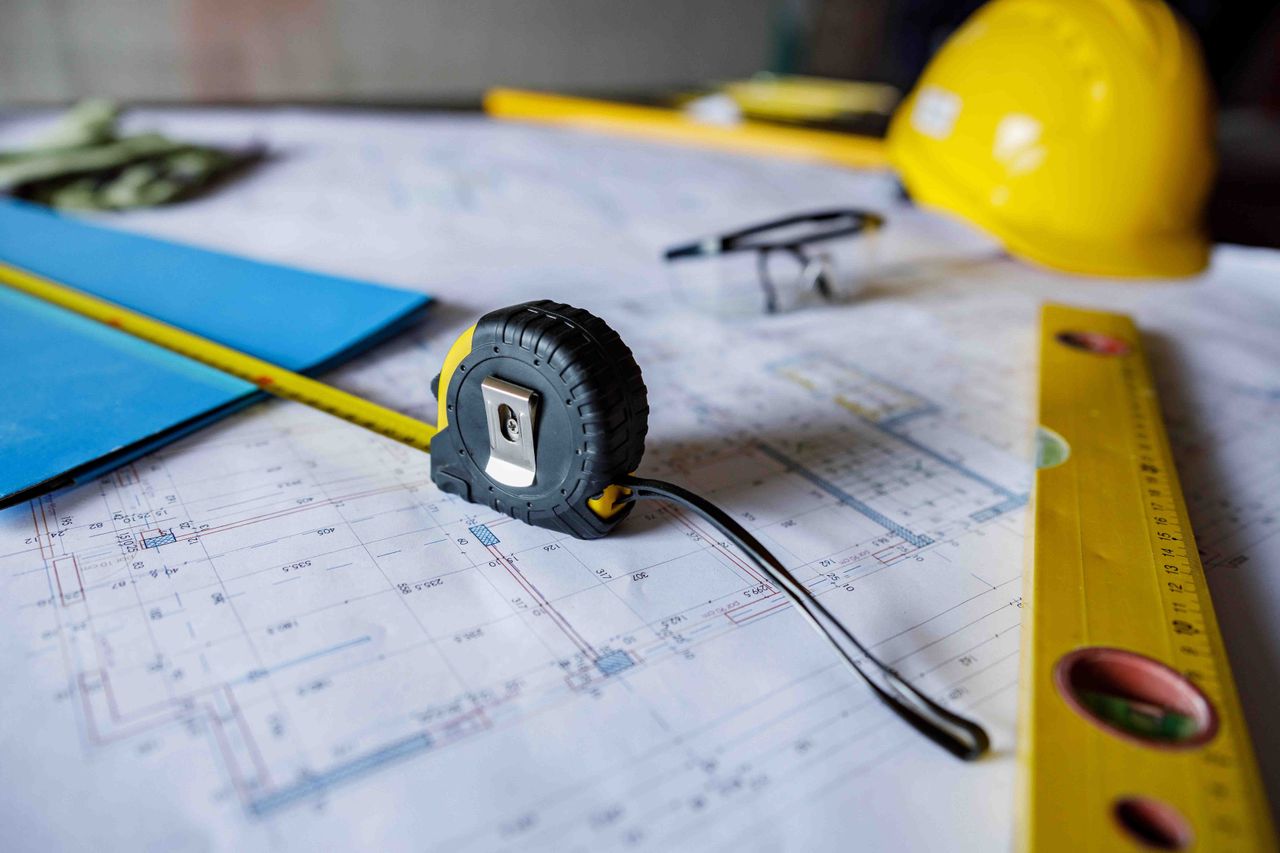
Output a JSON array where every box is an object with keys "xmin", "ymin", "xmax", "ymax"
[{"xmin": 480, "ymin": 376, "xmax": 538, "ymax": 487}]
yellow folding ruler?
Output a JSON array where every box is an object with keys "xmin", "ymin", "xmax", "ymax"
[{"xmin": 1020, "ymin": 304, "xmax": 1276, "ymax": 851}]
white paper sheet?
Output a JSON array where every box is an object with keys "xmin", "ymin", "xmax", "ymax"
[{"xmin": 1, "ymin": 109, "xmax": 1277, "ymax": 851}]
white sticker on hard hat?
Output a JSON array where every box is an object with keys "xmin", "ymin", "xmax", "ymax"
[
  {"xmin": 911, "ymin": 86, "xmax": 962, "ymax": 139},
  {"xmin": 993, "ymin": 114, "xmax": 1045, "ymax": 175}
]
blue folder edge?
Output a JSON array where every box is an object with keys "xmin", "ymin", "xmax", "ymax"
[
  {"xmin": 2, "ymin": 306, "xmax": 427, "ymax": 510},
  {"xmin": 0, "ymin": 200, "xmax": 432, "ymax": 509}
]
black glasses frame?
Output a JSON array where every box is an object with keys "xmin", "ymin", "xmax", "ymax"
[{"xmin": 664, "ymin": 209, "xmax": 885, "ymax": 313}]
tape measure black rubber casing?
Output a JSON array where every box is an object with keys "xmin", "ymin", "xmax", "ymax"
[{"xmin": 430, "ymin": 301, "xmax": 649, "ymax": 539}]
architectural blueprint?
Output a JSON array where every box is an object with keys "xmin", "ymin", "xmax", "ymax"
[{"xmin": 1, "ymin": 110, "xmax": 1278, "ymax": 851}]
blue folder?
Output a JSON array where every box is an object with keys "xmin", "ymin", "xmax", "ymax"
[{"xmin": 0, "ymin": 199, "xmax": 431, "ymax": 507}]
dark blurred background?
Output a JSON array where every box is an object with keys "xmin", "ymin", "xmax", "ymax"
[
  {"xmin": 4, "ymin": 1, "xmax": 1274, "ymax": 109},
  {"xmin": 810, "ymin": 1, "xmax": 1279, "ymax": 106},
  {"xmin": 2, "ymin": 0, "xmax": 1277, "ymax": 244}
]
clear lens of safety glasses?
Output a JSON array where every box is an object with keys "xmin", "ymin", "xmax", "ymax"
[
  {"xmin": 664, "ymin": 209, "xmax": 883, "ymax": 315},
  {"xmin": 667, "ymin": 251, "xmax": 770, "ymax": 315}
]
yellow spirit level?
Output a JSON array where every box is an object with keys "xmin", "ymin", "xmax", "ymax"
[{"xmin": 1020, "ymin": 304, "xmax": 1275, "ymax": 851}]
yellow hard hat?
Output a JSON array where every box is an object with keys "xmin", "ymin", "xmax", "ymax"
[{"xmin": 886, "ymin": 0, "xmax": 1216, "ymax": 277}]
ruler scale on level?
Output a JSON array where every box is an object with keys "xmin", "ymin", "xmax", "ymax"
[
  {"xmin": 0, "ymin": 260, "xmax": 437, "ymax": 452},
  {"xmin": 1019, "ymin": 304, "xmax": 1275, "ymax": 851}
]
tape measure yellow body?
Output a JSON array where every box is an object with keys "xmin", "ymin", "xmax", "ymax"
[
  {"xmin": 0, "ymin": 260, "xmax": 437, "ymax": 452},
  {"xmin": 1021, "ymin": 304, "xmax": 1275, "ymax": 851}
]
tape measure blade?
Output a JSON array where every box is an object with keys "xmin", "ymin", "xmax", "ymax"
[
  {"xmin": 0, "ymin": 261, "xmax": 436, "ymax": 455},
  {"xmin": 1019, "ymin": 303, "xmax": 1276, "ymax": 852}
]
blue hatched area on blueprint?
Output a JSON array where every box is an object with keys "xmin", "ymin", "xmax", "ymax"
[
  {"xmin": 593, "ymin": 648, "xmax": 636, "ymax": 676},
  {"xmin": 142, "ymin": 529, "xmax": 177, "ymax": 549},
  {"xmin": 468, "ymin": 523, "xmax": 500, "ymax": 546}
]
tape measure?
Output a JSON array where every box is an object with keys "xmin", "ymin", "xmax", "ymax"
[
  {"xmin": 1020, "ymin": 304, "xmax": 1276, "ymax": 851},
  {"xmin": 0, "ymin": 259, "xmax": 991, "ymax": 762},
  {"xmin": 428, "ymin": 301, "xmax": 649, "ymax": 539}
]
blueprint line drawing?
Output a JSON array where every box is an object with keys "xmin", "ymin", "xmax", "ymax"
[
  {"xmin": 2, "ymin": 315, "xmax": 1033, "ymax": 851},
  {"xmin": 754, "ymin": 442, "xmax": 938, "ymax": 548}
]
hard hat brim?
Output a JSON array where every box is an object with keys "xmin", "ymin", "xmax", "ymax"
[{"xmin": 893, "ymin": 144, "xmax": 1211, "ymax": 279}]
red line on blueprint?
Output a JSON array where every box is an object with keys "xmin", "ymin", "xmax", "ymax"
[
  {"xmin": 873, "ymin": 542, "xmax": 918, "ymax": 564},
  {"xmin": 99, "ymin": 667, "xmax": 125, "ymax": 721},
  {"xmin": 76, "ymin": 671, "xmax": 185, "ymax": 745},
  {"xmin": 203, "ymin": 699, "xmax": 252, "ymax": 808},
  {"xmin": 77, "ymin": 672, "xmax": 102, "ymax": 744},
  {"xmin": 51, "ymin": 556, "xmax": 85, "ymax": 606},
  {"xmin": 666, "ymin": 508, "xmax": 775, "ymax": 591},
  {"xmin": 76, "ymin": 669, "xmax": 264, "ymax": 805},
  {"xmin": 727, "ymin": 600, "xmax": 790, "ymax": 625},
  {"xmin": 29, "ymin": 503, "xmax": 50, "ymax": 562},
  {"xmin": 485, "ymin": 544, "xmax": 598, "ymax": 659},
  {"xmin": 32, "ymin": 502, "xmax": 90, "ymax": 608},
  {"xmin": 94, "ymin": 666, "xmax": 225, "ymax": 725},
  {"xmin": 439, "ymin": 702, "xmax": 492, "ymax": 739},
  {"xmin": 224, "ymin": 685, "xmax": 272, "ymax": 788},
  {"xmin": 50, "ymin": 557, "xmax": 67, "ymax": 605},
  {"xmin": 38, "ymin": 499, "xmax": 53, "ymax": 546},
  {"xmin": 32, "ymin": 501, "xmax": 56, "ymax": 562},
  {"xmin": 194, "ymin": 480, "xmax": 431, "ymax": 539}
]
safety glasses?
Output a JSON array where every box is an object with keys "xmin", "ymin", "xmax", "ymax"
[{"xmin": 664, "ymin": 209, "xmax": 884, "ymax": 314}]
